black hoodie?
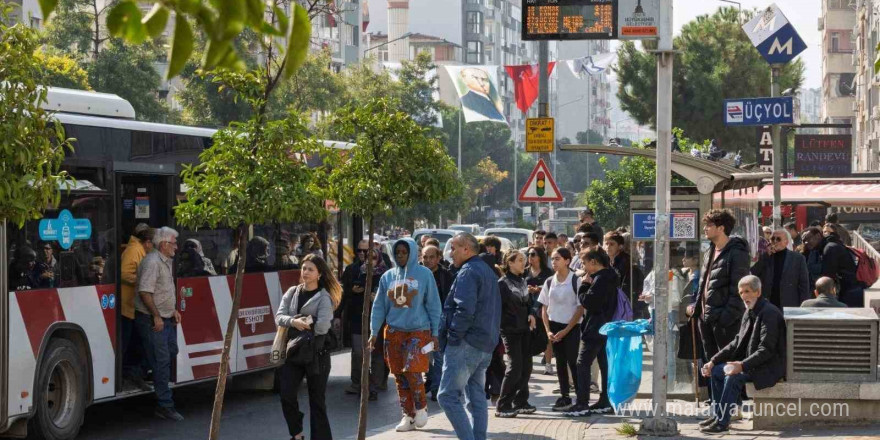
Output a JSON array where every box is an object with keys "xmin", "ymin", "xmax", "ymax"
[
  {"xmin": 695, "ymin": 236, "xmax": 750, "ymax": 329},
  {"xmin": 498, "ymin": 272, "xmax": 535, "ymax": 334},
  {"xmin": 578, "ymin": 267, "xmax": 619, "ymax": 341}
]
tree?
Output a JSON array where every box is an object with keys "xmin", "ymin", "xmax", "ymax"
[
  {"xmin": 615, "ymin": 7, "xmax": 804, "ymax": 161},
  {"xmin": 36, "ymin": 51, "xmax": 91, "ymax": 90},
  {"xmin": 167, "ymin": 2, "xmax": 313, "ymax": 439},
  {"xmin": 1, "ymin": 5, "xmax": 74, "ymax": 226},
  {"xmin": 326, "ymin": 97, "xmax": 462, "ymax": 440}
]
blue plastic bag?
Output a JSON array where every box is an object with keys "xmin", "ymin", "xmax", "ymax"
[{"xmin": 599, "ymin": 319, "xmax": 652, "ymax": 408}]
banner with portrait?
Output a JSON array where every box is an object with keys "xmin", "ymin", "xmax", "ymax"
[{"xmin": 444, "ymin": 65, "xmax": 508, "ymax": 125}]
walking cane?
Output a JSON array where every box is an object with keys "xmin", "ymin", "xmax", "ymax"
[{"xmin": 690, "ymin": 317, "xmax": 699, "ymax": 406}]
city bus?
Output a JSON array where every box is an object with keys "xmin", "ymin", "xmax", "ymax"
[{"xmin": 0, "ymin": 88, "xmax": 357, "ymax": 439}]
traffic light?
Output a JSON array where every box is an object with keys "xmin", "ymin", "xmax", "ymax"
[{"xmin": 536, "ymin": 171, "xmax": 545, "ymax": 196}]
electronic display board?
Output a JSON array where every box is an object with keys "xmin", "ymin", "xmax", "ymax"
[{"xmin": 522, "ymin": 0, "xmax": 618, "ymax": 41}]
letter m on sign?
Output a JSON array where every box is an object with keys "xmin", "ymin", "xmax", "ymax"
[
  {"xmin": 768, "ymin": 37, "xmax": 793, "ymax": 55},
  {"xmin": 755, "ymin": 23, "xmax": 806, "ymax": 64}
]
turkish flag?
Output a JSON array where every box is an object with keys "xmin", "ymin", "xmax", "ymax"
[{"xmin": 504, "ymin": 62, "xmax": 556, "ymax": 114}]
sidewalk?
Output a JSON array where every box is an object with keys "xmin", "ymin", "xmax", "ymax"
[{"xmin": 363, "ymin": 355, "xmax": 880, "ymax": 439}]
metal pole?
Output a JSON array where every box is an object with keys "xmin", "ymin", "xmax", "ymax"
[
  {"xmin": 640, "ymin": 0, "xmax": 678, "ymax": 435},
  {"xmin": 539, "ymin": 41, "xmax": 549, "ymax": 224},
  {"xmin": 771, "ymin": 65, "xmax": 782, "ymax": 229},
  {"xmin": 458, "ymin": 106, "xmax": 463, "ymax": 224}
]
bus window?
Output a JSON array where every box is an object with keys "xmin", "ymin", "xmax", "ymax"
[
  {"xmin": 7, "ymin": 174, "xmax": 116, "ymax": 291},
  {"xmin": 177, "ymin": 228, "xmax": 235, "ymax": 276}
]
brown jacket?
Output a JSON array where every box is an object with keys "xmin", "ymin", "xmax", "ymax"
[{"xmin": 120, "ymin": 236, "xmax": 146, "ymax": 319}]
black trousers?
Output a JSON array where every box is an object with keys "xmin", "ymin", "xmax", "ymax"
[
  {"xmin": 484, "ymin": 339, "xmax": 505, "ymax": 397},
  {"xmin": 576, "ymin": 338, "xmax": 609, "ymax": 406},
  {"xmin": 498, "ymin": 331, "xmax": 533, "ymax": 411},
  {"xmin": 698, "ymin": 318, "xmax": 738, "ymax": 362},
  {"xmin": 550, "ymin": 321, "xmax": 579, "ymax": 398},
  {"xmin": 280, "ymin": 352, "xmax": 332, "ymax": 439}
]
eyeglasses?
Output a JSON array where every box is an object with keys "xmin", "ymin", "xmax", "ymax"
[
  {"xmin": 528, "ymin": 252, "xmax": 537, "ymax": 257},
  {"xmin": 356, "ymin": 249, "xmax": 369, "ymax": 253},
  {"xmin": 771, "ymin": 236, "xmax": 783, "ymax": 242}
]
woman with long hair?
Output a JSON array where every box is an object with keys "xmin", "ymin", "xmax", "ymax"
[
  {"xmin": 495, "ymin": 249, "xmax": 538, "ymax": 418},
  {"xmin": 368, "ymin": 238, "xmax": 442, "ymax": 432},
  {"xmin": 525, "ymin": 246, "xmax": 555, "ymax": 374},
  {"xmin": 275, "ymin": 254, "xmax": 341, "ymax": 440},
  {"xmin": 538, "ymin": 247, "xmax": 583, "ymax": 412}
]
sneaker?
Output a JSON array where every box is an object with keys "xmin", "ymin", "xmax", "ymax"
[
  {"xmin": 552, "ymin": 388, "xmax": 561, "ymax": 394},
  {"xmin": 368, "ymin": 392, "xmax": 378, "ymax": 401},
  {"xmin": 699, "ymin": 417, "xmax": 717, "ymax": 428},
  {"xmin": 414, "ymin": 408, "xmax": 428, "ymax": 428},
  {"xmin": 345, "ymin": 384, "xmax": 360, "ymax": 395},
  {"xmin": 551, "ymin": 396, "xmax": 573, "ymax": 412},
  {"xmin": 700, "ymin": 422, "xmax": 729, "ymax": 434},
  {"xmin": 154, "ymin": 407, "xmax": 184, "ymax": 422},
  {"xmin": 514, "ymin": 403, "xmax": 537, "ymax": 415},
  {"xmin": 589, "ymin": 400, "xmax": 613, "ymax": 415},
  {"xmin": 564, "ymin": 403, "xmax": 592, "ymax": 417},
  {"xmin": 495, "ymin": 407, "xmax": 518, "ymax": 418},
  {"xmin": 395, "ymin": 416, "xmax": 415, "ymax": 432},
  {"xmin": 544, "ymin": 364, "xmax": 555, "ymax": 375}
]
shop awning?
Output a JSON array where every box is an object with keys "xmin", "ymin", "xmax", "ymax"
[{"xmin": 722, "ymin": 181, "xmax": 880, "ymax": 205}]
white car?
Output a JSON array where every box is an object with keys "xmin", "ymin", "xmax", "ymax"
[
  {"xmin": 483, "ymin": 227, "xmax": 533, "ymax": 250},
  {"xmin": 412, "ymin": 228, "xmax": 458, "ymax": 250},
  {"xmin": 443, "ymin": 235, "xmax": 514, "ymax": 263},
  {"xmin": 448, "ymin": 224, "xmax": 482, "ymax": 235}
]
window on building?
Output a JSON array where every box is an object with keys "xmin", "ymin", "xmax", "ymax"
[
  {"xmin": 827, "ymin": 0, "xmax": 851, "ymax": 9},
  {"xmin": 467, "ymin": 11, "xmax": 483, "ymax": 34},
  {"xmin": 831, "ymin": 32, "xmax": 840, "ymax": 52},
  {"xmin": 29, "ymin": 17, "xmax": 41, "ymax": 28},
  {"xmin": 466, "ymin": 41, "xmax": 482, "ymax": 64},
  {"xmin": 829, "ymin": 30, "xmax": 854, "ymax": 53}
]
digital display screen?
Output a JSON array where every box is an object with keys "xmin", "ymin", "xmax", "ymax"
[{"xmin": 522, "ymin": 0, "xmax": 618, "ymax": 40}]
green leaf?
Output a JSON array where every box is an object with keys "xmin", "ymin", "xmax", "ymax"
[
  {"xmin": 167, "ymin": 14, "xmax": 194, "ymax": 79},
  {"xmin": 203, "ymin": 39, "xmax": 231, "ymax": 70},
  {"xmin": 875, "ymin": 43, "xmax": 880, "ymax": 74},
  {"xmin": 245, "ymin": 0, "xmax": 264, "ymax": 27},
  {"xmin": 142, "ymin": 4, "xmax": 170, "ymax": 39},
  {"xmin": 273, "ymin": 6, "xmax": 289, "ymax": 35},
  {"xmin": 37, "ymin": 0, "xmax": 57, "ymax": 19},
  {"xmin": 106, "ymin": 1, "xmax": 147, "ymax": 44},
  {"xmin": 283, "ymin": 3, "xmax": 311, "ymax": 79}
]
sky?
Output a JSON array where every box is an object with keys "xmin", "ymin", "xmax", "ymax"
[{"xmin": 365, "ymin": 0, "xmax": 823, "ymax": 89}]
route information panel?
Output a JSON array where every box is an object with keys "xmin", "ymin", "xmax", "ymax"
[{"xmin": 522, "ymin": 0, "xmax": 618, "ymax": 40}]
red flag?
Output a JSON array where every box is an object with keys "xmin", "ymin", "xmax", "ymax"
[{"xmin": 504, "ymin": 62, "xmax": 556, "ymax": 113}]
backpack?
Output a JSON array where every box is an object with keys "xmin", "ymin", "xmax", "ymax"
[
  {"xmin": 544, "ymin": 274, "xmax": 580, "ymax": 298},
  {"xmin": 848, "ymin": 246, "xmax": 879, "ymax": 288},
  {"xmin": 612, "ymin": 287, "xmax": 634, "ymax": 322}
]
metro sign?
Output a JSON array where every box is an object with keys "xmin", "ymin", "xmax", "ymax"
[
  {"xmin": 726, "ymin": 102, "xmax": 744, "ymax": 123},
  {"xmin": 742, "ymin": 3, "xmax": 806, "ymax": 64}
]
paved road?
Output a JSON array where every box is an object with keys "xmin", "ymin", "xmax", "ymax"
[{"xmin": 76, "ymin": 350, "xmax": 424, "ymax": 440}]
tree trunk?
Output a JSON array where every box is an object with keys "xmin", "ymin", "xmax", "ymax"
[
  {"xmin": 208, "ymin": 224, "xmax": 248, "ymax": 440},
  {"xmin": 356, "ymin": 217, "xmax": 375, "ymax": 439}
]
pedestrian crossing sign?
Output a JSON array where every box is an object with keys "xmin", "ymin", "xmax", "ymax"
[{"xmin": 518, "ymin": 159, "xmax": 563, "ymax": 203}]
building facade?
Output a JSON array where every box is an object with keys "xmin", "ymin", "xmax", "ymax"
[
  {"xmin": 556, "ymin": 40, "xmax": 612, "ymax": 142},
  {"xmin": 853, "ymin": 0, "xmax": 880, "ymax": 171},
  {"xmin": 820, "ymin": 0, "xmax": 857, "ymax": 132}
]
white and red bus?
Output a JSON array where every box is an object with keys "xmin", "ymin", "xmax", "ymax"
[{"xmin": 0, "ymin": 88, "xmax": 357, "ymax": 439}]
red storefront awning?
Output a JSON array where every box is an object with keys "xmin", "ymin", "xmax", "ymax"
[{"xmin": 723, "ymin": 182, "xmax": 880, "ymax": 206}]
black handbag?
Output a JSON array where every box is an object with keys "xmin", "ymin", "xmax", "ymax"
[{"xmin": 285, "ymin": 288, "xmax": 316, "ymax": 366}]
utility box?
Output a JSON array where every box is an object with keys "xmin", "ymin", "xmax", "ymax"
[{"xmin": 784, "ymin": 307, "xmax": 879, "ymax": 382}]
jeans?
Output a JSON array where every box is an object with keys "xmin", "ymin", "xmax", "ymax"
[
  {"xmin": 427, "ymin": 348, "xmax": 444, "ymax": 395},
  {"xmin": 575, "ymin": 338, "xmax": 608, "ymax": 406},
  {"xmin": 710, "ymin": 363, "xmax": 750, "ymax": 428},
  {"xmin": 438, "ymin": 341, "xmax": 493, "ymax": 440},
  {"xmin": 350, "ymin": 333, "xmax": 383, "ymax": 392},
  {"xmin": 550, "ymin": 321, "xmax": 579, "ymax": 398},
  {"xmin": 280, "ymin": 351, "xmax": 332, "ymax": 439},
  {"xmin": 497, "ymin": 332, "xmax": 532, "ymax": 411},
  {"xmin": 134, "ymin": 312, "xmax": 178, "ymax": 408}
]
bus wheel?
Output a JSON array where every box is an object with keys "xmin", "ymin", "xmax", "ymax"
[{"xmin": 30, "ymin": 339, "xmax": 87, "ymax": 440}]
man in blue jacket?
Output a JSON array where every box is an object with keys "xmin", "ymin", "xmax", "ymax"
[{"xmin": 438, "ymin": 233, "xmax": 501, "ymax": 440}]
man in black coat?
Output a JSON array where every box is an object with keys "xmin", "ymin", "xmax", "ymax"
[
  {"xmin": 750, "ymin": 228, "xmax": 810, "ymax": 309},
  {"xmin": 802, "ymin": 228, "xmax": 862, "ymax": 307},
  {"xmin": 691, "ymin": 210, "xmax": 750, "ymax": 361},
  {"xmin": 700, "ymin": 275, "xmax": 786, "ymax": 434}
]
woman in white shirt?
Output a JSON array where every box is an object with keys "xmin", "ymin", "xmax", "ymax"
[{"xmin": 538, "ymin": 247, "xmax": 584, "ymax": 412}]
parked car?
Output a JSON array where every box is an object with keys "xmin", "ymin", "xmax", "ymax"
[
  {"xmin": 483, "ymin": 227, "xmax": 533, "ymax": 250},
  {"xmin": 448, "ymin": 224, "xmax": 482, "ymax": 235},
  {"xmin": 412, "ymin": 228, "xmax": 458, "ymax": 250},
  {"xmin": 443, "ymin": 235, "xmax": 514, "ymax": 263}
]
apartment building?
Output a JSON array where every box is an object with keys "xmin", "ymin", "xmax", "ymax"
[
  {"xmin": 820, "ymin": 0, "xmax": 857, "ymax": 132},
  {"xmin": 853, "ymin": 0, "xmax": 880, "ymax": 171}
]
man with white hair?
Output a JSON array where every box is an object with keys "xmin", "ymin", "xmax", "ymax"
[
  {"xmin": 749, "ymin": 228, "xmax": 811, "ymax": 309},
  {"xmin": 134, "ymin": 226, "xmax": 184, "ymax": 421},
  {"xmin": 699, "ymin": 275, "xmax": 786, "ymax": 434}
]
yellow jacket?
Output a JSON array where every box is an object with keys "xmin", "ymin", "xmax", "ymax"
[{"xmin": 120, "ymin": 236, "xmax": 147, "ymax": 319}]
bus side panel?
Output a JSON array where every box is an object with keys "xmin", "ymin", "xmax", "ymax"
[
  {"xmin": 8, "ymin": 285, "xmax": 117, "ymax": 416},
  {"xmin": 175, "ymin": 270, "xmax": 299, "ymax": 382}
]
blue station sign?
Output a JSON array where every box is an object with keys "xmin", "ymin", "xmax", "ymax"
[
  {"xmin": 742, "ymin": 3, "xmax": 806, "ymax": 65},
  {"xmin": 724, "ymin": 96, "xmax": 796, "ymax": 126},
  {"xmin": 39, "ymin": 209, "xmax": 92, "ymax": 250}
]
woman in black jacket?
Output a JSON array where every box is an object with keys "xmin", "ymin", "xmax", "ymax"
[
  {"xmin": 525, "ymin": 246, "xmax": 555, "ymax": 374},
  {"xmin": 495, "ymin": 249, "xmax": 538, "ymax": 418}
]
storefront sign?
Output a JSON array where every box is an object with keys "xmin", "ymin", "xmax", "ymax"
[{"xmin": 794, "ymin": 134, "xmax": 852, "ymax": 177}]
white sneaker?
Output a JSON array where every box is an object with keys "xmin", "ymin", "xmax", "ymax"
[
  {"xmin": 414, "ymin": 408, "xmax": 428, "ymax": 428},
  {"xmin": 395, "ymin": 416, "xmax": 415, "ymax": 432},
  {"xmin": 545, "ymin": 363, "xmax": 555, "ymax": 375}
]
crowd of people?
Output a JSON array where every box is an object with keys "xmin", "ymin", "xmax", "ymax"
[{"xmin": 101, "ymin": 207, "xmax": 871, "ymax": 439}]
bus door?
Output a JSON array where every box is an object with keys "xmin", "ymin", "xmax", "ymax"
[{"xmin": 115, "ymin": 172, "xmax": 174, "ymax": 392}]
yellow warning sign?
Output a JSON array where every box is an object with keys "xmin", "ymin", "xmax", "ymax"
[{"xmin": 526, "ymin": 118, "xmax": 555, "ymax": 153}]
